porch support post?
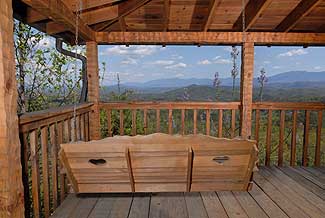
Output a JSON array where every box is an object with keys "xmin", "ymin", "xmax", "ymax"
[
  {"xmin": 240, "ymin": 42, "xmax": 254, "ymax": 139},
  {"xmin": 0, "ymin": 0, "xmax": 25, "ymax": 217},
  {"xmin": 86, "ymin": 41, "xmax": 101, "ymax": 140}
]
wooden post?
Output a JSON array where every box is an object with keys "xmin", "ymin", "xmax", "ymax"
[
  {"xmin": 0, "ymin": 0, "xmax": 25, "ymax": 217},
  {"xmin": 86, "ymin": 41, "xmax": 101, "ymax": 140},
  {"xmin": 240, "ymin": 42, "xmax": 254, "ymax": 139}
]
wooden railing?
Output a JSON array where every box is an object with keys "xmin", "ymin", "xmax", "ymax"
[
  {"xmin": 99, "ymin": 101, "xmax": 325, "ymax": 167},
  {"xmin": 19, "ymin": 103, "xmax": 93, "ymax": 218}
]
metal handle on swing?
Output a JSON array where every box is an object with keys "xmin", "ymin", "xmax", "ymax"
[{"xmin": 212, "ymin": 156, "xmax": 229, "ymax": 164}]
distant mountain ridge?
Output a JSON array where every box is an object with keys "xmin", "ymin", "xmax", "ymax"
[{"xmin": 118, "ymin": 71, "xmax": 325, "ymax": 88}]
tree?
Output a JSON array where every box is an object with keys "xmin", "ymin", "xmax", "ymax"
[
  {"xmin": 213, "ymin": 72, "xmax": 221, "ymax": 101},
  {"xmin": 230, "ymin": 46, "xmax": 239, "ymax": 98},
  {"xmin": 257, "ymin": 68, "xmax": 268, "ymax": 102}
]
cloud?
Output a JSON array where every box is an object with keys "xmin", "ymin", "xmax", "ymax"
[
  {"xmin": 278, "ymin": 48, "xmax": 308, "ymax": 57},
  {"xmin": 102, "ymin": 45, "xmax": 159, "ymax": 57},
  {"xmin": 121, "ymin": 58, "xmax": 137, "ymax": 65},
  {"xmin": 273, "ymin": 66, "xmax": 281, "ymax": 69},
  {"xmin": 198, "ymin": 59, "xmax": 212, "ymax": 65},
  {"xmin": 152, "ymin": 60, "xmax": 175, "ymax": 66},
  {"xmin": 263, "ymin": 61, "xmax": 271, "ymax": 64},
  {"xmin": 175, "ymin": 73, "xmax": 184, "ymax": 77},
  {"xmin": 165, "ymin": 62, "xmax": 187, "ymax": 69},
  {"xmin": 171, "ymin": 54, "xmax": 183, "ymax": 60},
  {"xmin": 223, "ymin": 47, "xmax": 233, "ymax": 52},
  {"xmin": 214, "ymin": 56, "xmax": 232, "ymax": 64},
  {"xmin": 314, "ymin": 66, "xmax": 322, "ymax": 70}
]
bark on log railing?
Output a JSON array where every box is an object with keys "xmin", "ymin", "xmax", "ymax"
[
  {"xmin": 99, "ymin": 101, "xmax": 241, "ymax": 138},
  {"xmin": 19, "ymin": 103, "xmax": 93, "ymax": 218},
  {"xmin": 252, "ymin": 102, "xmax": 325, "ymax": 167},
  {"xmin": 100, "ymin": 101, "xmax": 324, "ymax": 167}
]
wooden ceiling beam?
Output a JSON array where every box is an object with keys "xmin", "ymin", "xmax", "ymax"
[
  {"xmin": 26, "ymin": 8, "xmax": 48, "ymax": 23},
  {"xmin": 203, "ymin": 0, "xmax": 221, "ymax": 32},
  {"xmin": 233, "ymin": 0, "xmax": 272, "ymax": 31},
  {"xmin": 275, "ymin": 0, "xmax": 322, "ymax": 32},
  {"xmin": 119, "ymin": 17, "xmax": 127, "ymax": 31},
  {"xmin": 163, "ymin": 0, "xmax": 170, "ymax": 31},
  {"xmin": 65, "ymin": 0, "xmax": 121, "ymax": 12},
  {"xmin": 96, "ymin": 31, "xmax": 325, "ymax": 46},
  {"xmin": 46, "ymin": 21, "xmax": 67, "ymax": 34},
  {"xmin": 94, "ymin": 0, "xmax": 153, "ymax": 31},
  {"xmin": 22, "ymin": 0, "xmax": 95, "ymax": 41}
]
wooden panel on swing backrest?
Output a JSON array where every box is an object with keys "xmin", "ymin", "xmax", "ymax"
[{"xmin": 59, "ymin": 133, "xmax": 258, "ymax": 193}]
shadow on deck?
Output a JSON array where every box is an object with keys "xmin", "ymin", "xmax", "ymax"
[{"xmin": 50, "ymin": 167, "xmax": 325, "ymax": 218}]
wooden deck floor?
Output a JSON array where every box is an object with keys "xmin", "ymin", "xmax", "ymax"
[{"xmin": 51, "ymin": 167, "xmax": 325, "ymax": 218}]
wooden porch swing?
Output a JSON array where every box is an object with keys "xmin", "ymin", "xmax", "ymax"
[{"xmin": 58, "ymin": 0, "xmax": 257, "ymax": 194}]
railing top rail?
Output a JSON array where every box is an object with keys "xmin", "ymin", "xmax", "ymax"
[
  {"xmin": 100, "ymin": 101, "xmax": 241, "ymax": 109},
  {"xmin": 19, "ymin": 103, "xmax": 93, "ymax": 126},
  {"xmin": 253, "ymin": 102, "xmax": 325, "ymax": 110}
]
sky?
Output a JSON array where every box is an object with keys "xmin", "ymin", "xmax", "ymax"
[
  {"xmin": 38, "ymin": 36, "xmax": 325, "ymax": 86},
  {"xmin": 98, "ymin": 45, "xmax": 325, "ymax": 85}
]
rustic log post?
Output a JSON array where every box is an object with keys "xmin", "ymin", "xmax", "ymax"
[
  {"xmin": 0, "ymin": 0, "xmax": 25, "ymax": 217},
  {"xmin": 240, "ymin": 42, "xmax": 254, "ymax": 139},
  {"xmin": 86, "ymin": 42, "xmax": 101, "ymax": 140}
]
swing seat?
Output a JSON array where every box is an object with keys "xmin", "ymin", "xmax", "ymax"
[{"xmin": 59, "ymin": 133, "xmax": 258, "ymax": 193}]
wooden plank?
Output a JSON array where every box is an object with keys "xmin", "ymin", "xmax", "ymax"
[
  {"xmin": 120, "ymin": 110, "xmax": 124, "ymax": 136},
  {"xmin": 233, "ymin": 191, "xmax": 268, "ymax": 218},
  {"xmin": 278, "ymin": 167, "xmax": 325, "ymax": 201},
  {"xmin": 233, "ymin": 0, "xmax": 272, "ymax": 31},
  {"xmin": 218, "ymin": 109, "xmax": 223, "ymax": 137},
  {"xmin": 303, "ymin": 110, "xmax": 310, "ymax": 166},
  {"xmin": 278, "ymin": 110, "xmax": 285, "ymax": 166},
  {"xmin": 315, "ymin": 110, "xmax": 322, "ymax": 166},
  {"xmin": 163, "ymin": 0, "xmax": 170, "ymax": 31},
  {"xmin": 193, "ymin": 109, "xmax": 197, "ymax": 135},
  {"xmin": 253, "ymin": 172, "xmax": 309, "ymax": 218},
  {"xmin": 30, "ymin": 130, "xmax": 41, "ymax": 218},
  {"xmin": 168, "ymin": 109, "xmax": 173, "ymax": 135},
  {"xmin": 203, "ymin": 0, "xmax": 221, "ymax": 31},
  {"xmin": 181, "ymin": 109, "xmax": 185, "ymax": 135},
  {"xmin": 107, "ymin": 194, "xmax": 133, "ymax": 218},
  {"xmin": 50, "ymin": 124, "xmax": 59, "ymax": 209},
  {"xmin": 200, "ymin": 192, "xmax": 228, "ymax": 218},
  {"xmin": 301, "ymin": 167, "xmax": 325, "ymax": 185},
  {"xmin": 254, "ymin": 109, "xmax": 260, "ymax": 148},
  {"xmin": 128, "ymin": 194, "xmax": 150, "ymax": 218},
  {"xmin": 240, "ymin": 42, "xmax": 254, "ymax": 139},
  {"xmin": 156, "ymin": 109, "xmax": 160, "ymax": 132},
  {"xmin": 50, "ymin": 194, "xmax": 80, "ymax": 218},
  {"xmin": 132, "ymin": 109, "xmax": 137, "ymax": 136},
  {"xmin": 96, "ymin": 32, "xmax": 325, "ymax": 45},
  {"xmin": 106, "ymin": 109, "xmax": 112, "ymax": 137},
  {"xmin": 149, "ymin": 193, "xmax": 188, "ymax": 218},
  {"xmin": 184, "ymin": 192, "xmax": 208, "ymax": 218},
  {"xmin": 217, "ymin": 191, "xmax": 248, "ymax": 218},
  {"xmin": 206, "ymin": 109, "xmax": 210, "ymax": 136},
  {"xmin": 87, "ymin": 195, "xmax": 116, "ymax": 218},
  {"xmin": 260, "ymin": 167, "xmax": 325, "ymax": 218},
  {"xmin": 143, "ymin": 109, "xmax": 148, "ymax": 135},
  {"xmin": 291, "ymin": 167, "xmax": 325, "ymax": 189},
  {"xmin": 68, "ymin": 196, "xmax": 98, "ymax": 218},
  {"xmin": 41, "ymin": 126, "xmax": 50, "ymax": 218},
  {"xmin": 265, "ymin": 109, "xmax": 272, "ymax": 166},
  {"xmin": 248, "ymin": 182, "xmax": 288, "ymax": 218},
  {"xmin": 125, "ymin": 148, "xmax": 135, "ymax": 192},
  {"xmin": 275, "ymin": 0, "xmax": 322, "ymax": 32},
  {"xmin": 231, "ymin": 109, "xmax": 236, "ymax": 138},
  {"xmin": 291, "ymin": 110, "xmax": 297, "ymax": 166},
  {"xmin": 22, "ymin": 0, "xmax": 95, "ymax": 41}
]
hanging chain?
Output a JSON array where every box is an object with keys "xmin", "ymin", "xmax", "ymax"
[{"xmin": 72, "ymin": 0, "xmax": 82, "ymax": 142}]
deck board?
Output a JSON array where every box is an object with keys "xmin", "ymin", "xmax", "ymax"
[{"xmin": 50, "ymin": 167, "xmax": 325, "ymax": 218}]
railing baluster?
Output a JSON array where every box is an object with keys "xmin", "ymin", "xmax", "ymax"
[
  {"xmin": 20, "ymin": 132, "xmax": 31, "ymax": 218},
  {"xmin": 57, "ymin": 121, "xmax": 66, "ymax": 202},
  {"xmin": 50, "ymin": 124, "xmax": 58, "ymax": 209},
  {"xmin": 156, "ymin": 109, "xmax": 160, "ymax": 132},
  {"xmin": 168, "ymin": 109, "xmax": 173, "ymax": 135},
  {"xmin": 132, "ymin": 109, "xmax": 137, "ymax": 136},
  {"xmin": 120, "ymin": 110, "xmax": 124, "ymax": 136},
  {"xmin": 64, "ymin": 119, "xmax": 70, "ymax": 142},
  {"xmin": 231, "ymin": 109, "xmax": 236, "ymax": 138},
  {"xmin": 30, "ymin": 130, "xmax": 40, "ymax": 218},
  {"xmin": 80, "ymin": 114, "xmax": 85, "ymax": 141},
  {"xmin": 76, "ymin": 115, "xmax": 81, "ymax": 141},
  {"xmin": 218, "ymin": 109, "xmax": 223, "ymax": 137},
  {"xmin": 41, "ymin": 126, "xmax": 50, "ymax": 218},
  {"xmin": 67, "ymin": 118, "xmax": 72, "ymax": 142},
  {"xmin": 85, "ymin": 112, "xmax": 90, "ymax": 141},
  {"xmin": 206, "ymin": 109, "xmax": 210, "ymax": 136},
  {"xmin": 266, "ymin": 110, "xmax": 272, "ymax": 166},
  {"xmin": 193, "ymin": 109, "xmax": 197, "ymax": 135},
  {"xmin": 303, "ymin": 110, "xmax": 310, "ymax": 166},
  {"xmin": 278, "ymin": 110, "xmax": 285, "ymax": 166},
  {"xmin": 181, "ymin": 109, "xmax": 185, "ymax": 135},
  {"xmin": 143, "ymin": 109, "xmax": 148, "ymax": 135},
  {"xmin": 106, "ymin": 109, "xmax": 112, "ymax": 137},
  {"xmin": 255, "ymin": 110, "xmax": 260, "ymax": 148},
  {"xmin": 290, "ymin": 110, "xmax": 297, "ymax": 166},
  {"xmin": 315, "ymin": 110, "xmax": 323, "ymax": 166}
]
